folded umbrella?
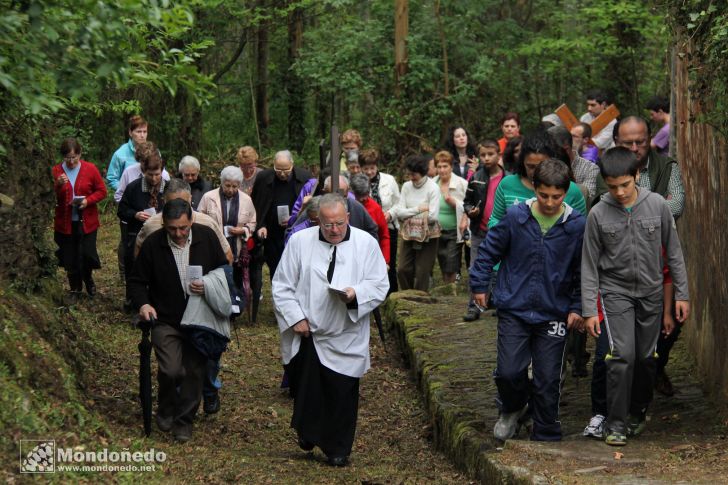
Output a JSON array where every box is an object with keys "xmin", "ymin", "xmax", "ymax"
[{"xmin": 137, "ymin": 317, "xmax": 153, "ymax": 436}]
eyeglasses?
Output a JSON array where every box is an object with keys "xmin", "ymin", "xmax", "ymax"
[
  {"xmin": 274, "ymin": 167, "xmax": 293, "ymax": 174},
  {"xmin": 321, "ymin": 221, "xmax": 346, "ymax": 230},
  {"xmin": 618, "ymin": 139, "xmax": 648, "ymax": 148},
  {"xmin": 63, "ymin": 154, "xmax": 80, "ymax": 162}
]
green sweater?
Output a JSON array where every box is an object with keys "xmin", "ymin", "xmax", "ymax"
[{"xmin": 488, "ymin": 174, "xmax": 586, "ymax": 228}]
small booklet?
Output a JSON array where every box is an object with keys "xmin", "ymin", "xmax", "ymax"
[
  {"xmin": 186, "ymin": 266, "xmax": 203, "ymax": 295},
  {"xmin": 276, "ymin": 205, "xmax": 290, "ymax": 225},
  {"xmin": 71, "ymin": 196, "xmax": 85, "ymax": 206},
  {"xmin": 328, "ymin": 285, "xmax": 349, "ymax": 297}
]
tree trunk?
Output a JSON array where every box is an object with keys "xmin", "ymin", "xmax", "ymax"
[
  {"xmin": 394, "ymin": 0, "xmax": 408, "ymax": 97},
  {"xmin": 256, "ymin": 5, "xmax": 270, "ymax": 145},
  {"xmin": 287, "ymin": 6, "xmax": 305, "ymax": 153},
  {"xmin": 434, "ymin": 0, "xmax": 449, "ymax": 97}
]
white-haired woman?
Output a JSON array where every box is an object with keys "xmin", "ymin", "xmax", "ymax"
[
  {"xmin": 178, "ymin": 155, "xmax": 211, "ymax": 210},
  {"xmin": 198, "ymin": 166, "xmax": 256, "ymax": 263}
]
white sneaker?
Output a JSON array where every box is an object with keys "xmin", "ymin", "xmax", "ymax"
[
  {"xmin": 583, "ymin": 414, "xmax": 606, "ymax": 438},
  {"xmin": 494, "ymin": 406, "xmax": 528, "ymax": 441}
]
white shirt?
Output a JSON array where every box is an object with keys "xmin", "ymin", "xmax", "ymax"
[
  {"xmin": 389, "ymin": 178, "xmax": 440, "ymax": 224},
  {"xmin": 579, "ymin": 112, "xmax": 617, "ymax": 151},
  {"xmin": 272, "ymin": 226, "xmax": 389, "ymax": 378}
]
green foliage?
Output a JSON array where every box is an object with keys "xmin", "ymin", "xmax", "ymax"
[
  {"xmin": 285, "ymin": 0, "xmax": 669, "ymax": 164},
  {"xmin": 0, "ymin": 0, "xmax": 215, "ymax": 119},
  {"xmin": 668, "ymin": 0, "xmax": 728, "ymax": 133}
]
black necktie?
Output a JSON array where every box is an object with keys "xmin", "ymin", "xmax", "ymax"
[{"xmin": 327, "ymin": 245, "xmax": 337, "ymax": 283}]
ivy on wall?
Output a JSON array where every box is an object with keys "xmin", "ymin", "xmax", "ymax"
[{"xmin": 669, "ymin": 1, "xmax": 728, "ymax": 134}]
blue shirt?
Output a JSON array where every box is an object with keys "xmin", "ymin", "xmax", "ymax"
[{"xmin": 62, "ymin": 162, "xmax": 82, "ymax": 221}]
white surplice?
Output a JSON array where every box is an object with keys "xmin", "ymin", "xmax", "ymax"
[{"xmin": 272, "ymin": 226, "xmax": 389, "ymax": 378}]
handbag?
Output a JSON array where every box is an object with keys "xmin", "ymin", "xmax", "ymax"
[
  {"xmin": 400, "ymin": 212, "xmax": 429, "ymax": 242},
  {"xmin": 401, "ymin": 210, "xmax": 442, "ymax": 242}
]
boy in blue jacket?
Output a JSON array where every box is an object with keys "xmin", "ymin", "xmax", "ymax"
[{"xmin": 471, "ymin": 159, "xmax": 585, "ymax": 442}]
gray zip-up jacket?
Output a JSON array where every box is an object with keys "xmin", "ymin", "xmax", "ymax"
[{"xmin": 581, "ymin": 188, "xmax": 689, "ymax": 318}]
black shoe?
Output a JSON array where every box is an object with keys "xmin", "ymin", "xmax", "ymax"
[
  {"xmin": 203, "ymin": 393, "xmax": 220, "ymax": 414},
  {"xmin": 84, "ymin": 275, "xmax": 96, "ymax": 297},
  {"xmin": 327, "ymin": 455, "xmax": 348, "ymax": 467},
  {"xmin": 68, "ymin": 272, "xmax": 83, "ymax": 292},
  {"xmin": 66, "ymin": 291, "xmax": 82, "ymax": 305},
  {"xmin": 156, "ymin": 414, "xmax": 173, "ymax": 432},
  {"xmin": 572, "ymin": 363, "xmax": 588, "ymax": 378},
  {"xmin": 463, "ymin": 309, "xmax": 480, "ymax": 322},
  {"xmin": 297, "ymin": 438, "xmax": 314, "ymax": 451},
  {"xmin": 172, "ymin": 423, "xmax": 192, "ymax": 442},
  {"xmin": 655, "ymin": 370, "xmax": 675, "ymax": 397}
]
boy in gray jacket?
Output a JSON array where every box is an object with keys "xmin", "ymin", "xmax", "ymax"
[{"xmin": 581, "ymin": 147, "xmax": 690, "ymax": 446}]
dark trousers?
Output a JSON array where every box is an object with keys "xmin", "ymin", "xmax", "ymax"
[
  {"xmin": 592, "ymin": 315, "xmax": 682, "ymax": 417},
  {"xmin": 398, "ymin": 238, "xmax": 438, "ymax": 292},
  {"xmin": 467, "ymin": 232, "xmax": 496, "ymax": 312},
  {"xmin": 494, "ymin": 312, "xmax": 568, "ymax": 441},
  {"xmin": 656, "ymin": 320, "xmax": 682, "ymax": 374},
  {"xmin": 590, "ymin": 321, "xmax": 609, "ymax": 416},
  {"xmin": 387, "ymin": 228, "xmax": 399, "ymax": 294},
  {"xmin": 203, "ymin": 358, "xmax": 221, "ymax": 398},
  {"xmin": 249, "ymin": 258, "xmax": 264, "ymax": 323},
  {"xmin": 123, "ymin": 232, "xmax": 138, "ymax": 301},
  {"xmin": 264, "ymin": 236, "xmax": 285, "ymax": 281},
  {"xmin": 152, "ymin": 323, "xmax": 206, "ymax": 426},
  {"xmin": 117, "ymin": 221, "xmax": 127, "ymax": 277},
  {"xmin": 285, "ymin": 336, "xmax": 360, "ymax": 457},
  {"xmin": 602, "ymin": 290, "xmax": 662, "ymax": 434}
]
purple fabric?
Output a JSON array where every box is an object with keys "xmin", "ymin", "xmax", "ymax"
[
  {"xmin": 288, "ymin": 178, "xmax": 318, "ymax": 227},
  {"xmin": 652, "ymin": 123, "xmax": 670, "ymax": 155},
  {"xmin": 582, "ymin": 145, "xmax": 599, "ymax": 163},
  {"xmin": 285, "ymin": 219, "xmax": 312, "ymax": 245}
]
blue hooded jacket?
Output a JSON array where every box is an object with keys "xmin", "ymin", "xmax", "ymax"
[
  {"xmin": 470, "ymin": 199, "xmax": 585, "ymax": 323},
  {"xmin": 106, "ymin": 139, "xmax": 138, "ymax": 190}
]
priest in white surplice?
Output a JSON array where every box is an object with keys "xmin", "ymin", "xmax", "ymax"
[{"xmin": 272, "ymin": 194, "xmax": 389, "ymax": 466}]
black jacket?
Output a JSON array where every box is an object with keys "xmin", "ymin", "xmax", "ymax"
[
  {"xmin": 251, "ymin": 167, "xmax": 313, "ymax": 231},
  {"xmin": 129, "ymin": 223, "xmax": 228, "ymax": 327},
  {"xmin": 462, "ymin": 166, "xmax": 507, "ymax": 236},
  {"xmin": 188, "ymin": 176, "xmax": 212, "ymax": 210},
  {"xmin": 117, "ymin": 178, "xmax": 165, "ymax": 234}
]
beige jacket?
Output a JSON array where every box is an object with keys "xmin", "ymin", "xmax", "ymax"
[{"xmin": 198, "ymin": 189, "xmax": 257, "ymax": 255}]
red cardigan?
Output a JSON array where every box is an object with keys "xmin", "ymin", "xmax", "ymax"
[
  {"xmin": 52, "ymin": 161, "xmax": 108, "ymax": 234},
  {"xmin": 360, "ymin": 196, "xmax": 391, "ymax": 264}
]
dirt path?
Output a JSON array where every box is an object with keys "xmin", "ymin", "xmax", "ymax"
[{"xmin": 72, "ymin": 216, "xmax": 468, "ymax": 483}]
